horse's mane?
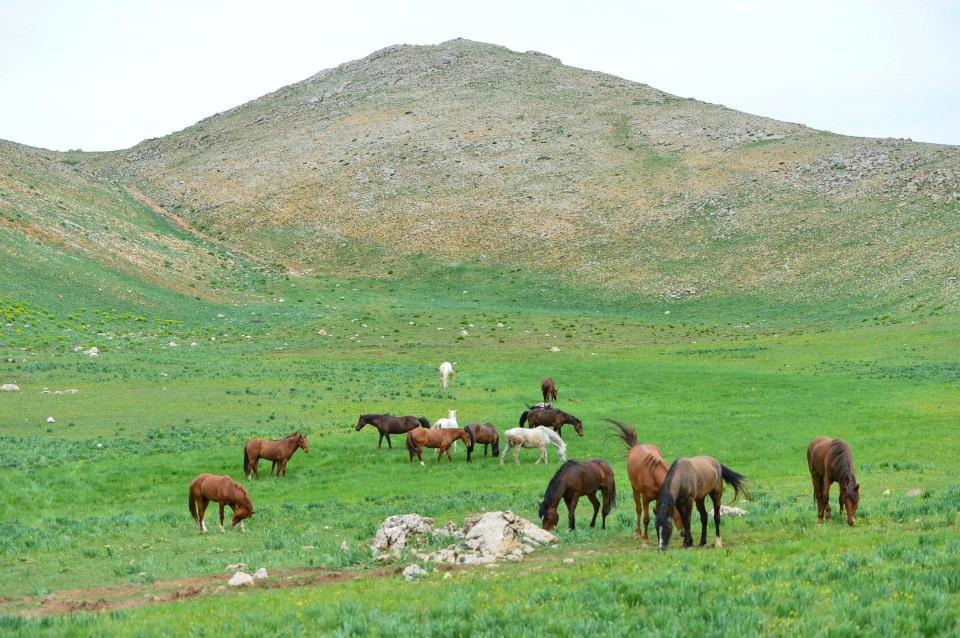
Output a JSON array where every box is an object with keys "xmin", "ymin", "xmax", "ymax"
[
  {"xmin": 655, "ymin": 459, "xmax": 682, "ymax": 528},
  {"xmin": 541, "ymin": 461, "xmax": 580, "ymax": 516},
  {"xmin": 829, "ymin": 440, "xmax": 857, "ymax": 490}
]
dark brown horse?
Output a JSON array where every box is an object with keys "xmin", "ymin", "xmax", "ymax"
[
  {"xmin": 356, "ymin": 414, "xmax": 430, "ymax": 449},
  {"xmin": 541, "ymin": 377, "xmax": 558, "ymax": 403},
  {"xmin": 539, "ymin": 460, "xmax": 616, "ymax": 531},
  {"xmin": 655, "ymin": 456, "xmax": 749, "ymax": 550},
  {"xmin": 244, "ymin": 431, "xmax": 308, "ymax": 479},
  {"xmin": 519, "ymin": 407, "xmax": 583, "ymax": 438},
  {"xmin": 188, "ymin": 473, "xmax": 254, "ymax": 533},
  {"xmin": 610, "ymin": 420, "xmax": 682, "ymax": 544},
  {"xmin": 807, "ymin": 437, "xmax": 860, "ymax": 526},
  {"xmin": 406, "ymin": 427, "xmax": 474, "ymax": 465},
  {"xmin": 465, "ymin": 423, "xmax": 500, "ymax": 461}
]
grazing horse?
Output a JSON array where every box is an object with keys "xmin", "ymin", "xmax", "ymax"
[
  {"xmin": 439, "ymin": 361, "xmax": 455, "ymax": 389},
  {"xmin": 519, "ymin": 407, "xmax": 584, "ymax": 438},
  {"xmin": 435, "ymin": 409, "xmax": 461, "ymax": 450},
  {"xmin": 500, "ymin": 426, "xmax": 567, "ymax": 465},
  {"xmin": 465, "ymin": 423, "xmax": 500, "ymax": 461},
  {"xmin": 355, "ymin": 414, "xmax": 430, "ymax": 449},
  {"xmin": 541, "ymin": 377, "xmax": 558, "ymax": 403},
  {"xmin": 243, "ymin": 431, "xmax": 308, "ymax": 479},
  {"xmin": 807, "ymin": 437, "xmax": 860, "ymax": 526},
  {"xmin": 188, "ymin": 473, "xmax": 254, "ymax": 533},
  {"xmin": 406, "ymin": 427, "xmax": 474, "ymax": 465},
  {"xmin": 655, "ymin": 456, "xmax": 749, "ymax": 550},
  {"xmin": 610, "ymin": 420, "xmax": 682, "ymax": 544},
  {"xmin": 539, "ymin": 460, "xmax": 616, "ymax": 531}
]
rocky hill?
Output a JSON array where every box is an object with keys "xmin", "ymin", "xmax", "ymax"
[{"xmin": 4, "ymin": 39, "xmax": 959, "ymax": 312}]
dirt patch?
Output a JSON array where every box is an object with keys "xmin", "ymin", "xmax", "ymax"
[{"xmin": 4, "ymin": 565, "xmax": 394, "ymax": 619}]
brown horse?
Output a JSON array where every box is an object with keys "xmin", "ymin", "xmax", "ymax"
[
  {"xmin": 610, "ymin": 420, "xmax": 682, "ymax": 544},
  {"xmin": 465, "ymin": 423, "xmax": 500, "ymax": 461},
  {"xmin": 519, "ymin": 407, "xmax": 583, "ymax": 438},
  {"xmin": 188, "ymin": 473, "xmax": 254, "ymax": 533},
  {"xmin": 406, "ymin": 427, "xmax": 474, "ymax": 465},
  {"xmin": 807, "ymin": 437, "xmax": 860, "ymax": 526},
  {"xmin": 655, "ymin": 456, "xmax": 749, "ymax": 550},
  {"xmin": 356, "ymin": 414, "xmax": 430, "ymax": 449},
  {"xmin": 539, "ymin": 460, "xmax": 616, "ymax": 531},
  {"xmin": 244, "ymin": 431, "xmax": 308, "ymax": 479},
  {"xmin": 541, "ymin": 377, "xmax": 558, "ymax": 403}
]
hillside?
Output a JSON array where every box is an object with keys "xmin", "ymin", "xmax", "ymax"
[{"xmin": 5, "ymin": 38, "xmax": 960, "ymax": 315}]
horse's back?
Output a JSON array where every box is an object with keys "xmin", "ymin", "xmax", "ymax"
[{"xmin": 807, "ymin": 436, "xmax": 834, "ymax": 472}]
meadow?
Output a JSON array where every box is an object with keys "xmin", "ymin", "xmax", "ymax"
[{"xmin": 0, "ymin": 266, "xmax": 958, "ymax": 636}]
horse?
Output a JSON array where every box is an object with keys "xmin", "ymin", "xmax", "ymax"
[
  {"xmin": 610, "ymin": 419, "xmax": 682, "ymax": 544},
  {"xmin": 439, "ymin": 361, "xmax": 455, "ymax": 389},
  {"xmin": 243, "ymin": 431, "xmax": 308, "ymax": 479},
  {"xmin": 807, "ymin": 437, "xmax": 860, "ymax": 526},
  {"xmin": 500, "ymin": 426, "xmax": 567, "ymax": 465},
  {"xmin": 519, "ymin": 407, "xmax": 583, "ymax": 438},
  {"xmin": 465, "ymin": 423, "xmax": 500, "ymax": 461},
  {"xmin": 539, "ymin": 460, "xmax": 616, "ymax": 531},
  {"xmin": 188, "ymin": 473, "xmax": 254, "ymax": 533},
  {"xmin": 541, "ymin": 377, "xmax": 558, "ymax": 403},
  {"xmin": 435, "ymin": 409, "xmax": 461, "ymax": 451},
  {"xmin": 655, "ymin": 456, "xmax": 749, "ymax": 550},
  {"xmin": 406, "ymin": 427, "xmax": 474, "ymax": 465},
  {"xmin": 355, "ymin": 414, "xmax": 430, "ymax": 449}
]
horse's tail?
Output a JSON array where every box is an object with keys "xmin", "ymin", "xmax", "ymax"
[
  {"xmin": 607, "ymin": 419, "xmax": 639, "ymax": 449},
  {"xmin": 519, "ymin": 410, "xmax": 529, "ymax": 427},
  {"xmin": 604, "ymin": 464, "xmax": 617, "ymax": 515},
  {"xmin": 188, "ymin": 487, "xmax": 198, "ymax": 522},
  {"xmin": 418, "ymin": 416, "xmax": 430, "ymax": 429},
  {"xmin": 492, "ymin": 431, "xmax": 500, "ymax": 457},
  {"xmin": 243, "ymin": 445, "xmax": 251, "ymax": 477},
  {"xmin": 720, "ymin": 464, "xmax": 750, "ymax": 503},
  {"xmin": 464, "ymin": 425, "xmax": 475, "ymax": 450}
]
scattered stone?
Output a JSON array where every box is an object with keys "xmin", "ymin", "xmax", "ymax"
[
  {"xmin": 63, "ymin": 388, "xmax": 79, "ymax": 394},
  {"xmin": 46, "ymin": 416, "xmax": 56, "ymax": 424},
  {"xmin": 402, "ymin": 564, "xmax": 428, "ymax": 581},
  {"xmin": 882, "ymin": 489, "xmax": 891, "ymax": 496},
  {"xmin": 549, "ymin": 346, "xmax": 561, "ymax": 352},
  {"xmin": 460, "ymin": 330, "xmax": 469, "ymax": 337},
  {"xmin": 719, "ymin": 505, "xmax": 748, "ymax": 517},
  {"xmin": 0, "ymin": 383, "xmax": 20, "ymax": 392},
  {"xmin": 227, "ymin": 571, "xmax": 255, "ymax": 587},
  {"xmin": 906, "ymin": 488, "xmax": 924, "ymax": 498},
  {"xmin": 84, "ymin": 347, "xmax": 99, "ymax": 357},
  {"xmin": 253, "ymin": 567, "xmax": 268, "ymax": 580},
  {"xmin": 317, "ymin": 329, "xmax": 327, "ymax": 336},
  {"xmin": 563, "ymin": 558, "xmax": 574, "ymax": 564}
]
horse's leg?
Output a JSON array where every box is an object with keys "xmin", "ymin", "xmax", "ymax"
[
  {"xmin": 218, "ymin": 502, "xmax": 226, "ymax": 533},
  {"xmin": 637, "ymin": 492, "xmax": 648, "ymax": 542},
  {"xmin": 822, "ymin": 477, "xmax": 833, "ymax": 521},
  {"xmin": 446, "ymin": 445, "xmax": 454, "ymax": 462},
  {"xmin": 710, "ymin": 491, "xmax": 722, "ymax": 548},
  {"xmin": 601, "ymin": 487, "xmax": 613, "ymax": 530},
  {"xmin": 417, "ymin": 445, "xmax": 424, "ymax": 467},
  {"xmin": 197, "ymin": 497, "xmax": 209, "ymax": 533},
  {"xmin": 499, "ymin": 441, "xmax": 508, "ymax": 465},
  {"xmin": 280, "ymin": 459, "xmax": 288, "ymax": 477},
  {"xmin": 811, "ymin": 470, "xmax": 824, "ymax": 522},
  {"xmin": 252, "ymin": 456, "xmax": 260, "ymax": 480},
  {"xmin": 484, "ymin": 443, "xmax": 489, "ymax": 458},
  {"xmin": 387, "ymin": 433, "xmax": 392, "ymax": 449},
  {"xmin": 563, "ymin": 494, "xmax": 577, "ymax": 530},
  {"xmin": 378, "ymin": 432, "xmax": 384, "ymax": 449},
  {"xmin": 587, "ymin": 492, "xmax": 601, "ymax": 528},
  {"xmin": 680, "ymin": 501, "xmax": 694, "ymax": 548},
  {"xmin": 695, "ymin": 498, "xmax": 708, "ymax": 547},
  {"xmin": 514, "ymin": 445, "xmax": 521, "ymax": 465}
]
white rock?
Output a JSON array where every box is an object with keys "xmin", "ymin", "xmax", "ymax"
[
  {"xmin": 460, "ymin": 330, "xmax": 469, "ymax": 337},
  {"xmin": 402, "ymin": 564, "xmax": 427, "ymax": 581},
  {"xmin": 371, "ymin": 514, "xmax": 435, "ymax": 554},
  {"xmin": 882, "ymin": 489, "xmax": 891, "ymax": 496},
  {"xmin": 563, "ymin": 558, "xmax": 575, "ymax": 564},
  {"xmin": 46, "ymin": 416, "xmax": 56, "ymax": 424},
  {"xmin": 85, "ymin": 347, "xmax": 99, "ymax": 357},
  {"xmin": 228, "ymin": 571, "xmax": 255, "ymax": 587},
  {"xmin": 549, "ymin": 346, "xmax": 561, "ymax": 352},
  {"xmin": 906, "ymin": 488, "xmax": 924, "ymax": 498},
  {"xmin": 317, "ymin": 329, "xmax": 327, "ymax": 336},
  {"xmin": 63, "ymin": 388, "xmax": 79, "ymax": 394},
  {"xmin": 253, "ymin": 567, "xmax": 268, "ymax": 580},
  {"xmin": 0, "ymin": 383, "xmax": 20, "ymax": 392}
]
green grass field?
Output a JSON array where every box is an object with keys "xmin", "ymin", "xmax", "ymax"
[{"xmin": 1, "ymin": 267, "xmax": 958, "ymax": 637}]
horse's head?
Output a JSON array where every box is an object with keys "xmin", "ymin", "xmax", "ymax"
[
  {"xmin": 299, "ymin": 434, "xmax": 309, "ymax": 453},
  {"xmin": 231, "ymin": 488, "xmax": 254, "ymax": 526},
  {"xmin": 657, "ymin": 520, "xmax": 673, "ymax": 550},
  {"xmin": 448, "ymin": 409, "xmax": 457, "ymax": 421},
  {"xmin": 572, "ymin": 417, "xmax": 584, "ymax": 437},
  {"xmin": 355, "ymin": 415, "xmax": 370, "ymax": 431},
  {"xmin": 539, "ymin": 501, "xmax": 560, "ymax": 531},
  {"xmin": 840, "ymin": 480, "xmax": 860, "ymax": 526},
  {"xmin": 557, "ymin": 442, "xmax": 568, "ymax": 461}
]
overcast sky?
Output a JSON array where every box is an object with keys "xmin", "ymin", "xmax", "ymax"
[{"xmin": 2, "ymin": 0, "xmax": 958, "ymax": 151}]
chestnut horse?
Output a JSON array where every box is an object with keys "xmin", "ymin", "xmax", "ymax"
[
  {"xmin": 355, "ymin": 414, "xmax": 430, "ymax": 449},
  {"xmin": 244, "ymin": 431, "xmax": 308, "ymax": 479},
  {"xmin": 541, "ymin": 377, "xmax": 558, "ymax": 403},
  {"xmin": 465, "ymin": 422, "xmax": 500, "ymax": 461},
  {"xmin": 519, "ymin": 407, "xmax": 583, "ymax": 438},
  {"xmin": 655, "ymin": 456, "xmax": 749, "ymax": 550},
  {"xmin": 610, "ymin": 420, "xmax": 681, "ymax": 544},
  {"xmin": 539, "ymin": 460, "xmax": 617, "ymax": 531},
  {"xmin": 406, "ymin": 427, "xmax": 474, "ymax": 465},
  {"xmin": 807, "ymin": 437, "xmax": 860, "ymax": 526},
  {"xmin": 188, "ymin": 473, "xmax": 254, "ymax": 533}
]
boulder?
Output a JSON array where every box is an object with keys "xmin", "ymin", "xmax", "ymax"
[
  {"xmin": 402, "ymin": 564, "xmax": 427, "ymax": 581},
  {"xmin": 371, "ymin": 514, "xmax": 435, "ymax": 554},
  {"xmin": 252, "ymin": 567, "xmax": 268, "ymax": 580},
  {"xmin": 46, "ymin": 416, "xmax": 56, "ymax": 424},
  {"xmin": 227, "ymin": 571, "xmax": 255, "ymax": 587}
]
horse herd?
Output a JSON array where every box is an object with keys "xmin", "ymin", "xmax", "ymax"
[{"xmin": 188, "ymin": 376, "xmax": 861, "ymax": 552}]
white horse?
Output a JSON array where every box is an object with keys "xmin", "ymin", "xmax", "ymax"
[
  {"xmin": 500, "ymin": 426, "xmax": 567, "ymax": 465},
  {"xmin": 439, "ymin": 361, "xmax": 455, "ymax": 390},
  {"xmin": 435, "ymin": 409, "xmax": 460, "ymax": 451}
]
